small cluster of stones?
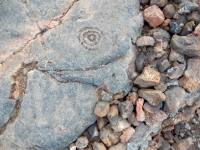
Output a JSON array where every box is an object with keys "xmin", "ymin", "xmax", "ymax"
[{"xmin": 67, "ymin": 0, "xmax": 200, "ymax": 149}]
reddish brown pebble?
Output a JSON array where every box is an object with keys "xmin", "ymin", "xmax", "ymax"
[
  {"xmin": 143, "ymin": 5, "xmax": 165, "ymax": 28},
  {"xmin": 120, "ymin": 127, "xmax": 135, "ymax": 143},
  {"xmin": 194, "ymin": 23, "xmax": 200, "ymax": 35},
  {"xmin": 136, "ymin": 98, "xmax": 145, "ymax": 122}
]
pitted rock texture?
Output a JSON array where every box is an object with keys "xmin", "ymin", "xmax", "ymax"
[{"xmin": 0, "ymin": 0, "xmax": 143, "ymax": 149}]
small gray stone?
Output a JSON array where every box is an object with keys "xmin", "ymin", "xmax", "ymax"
[
  {"xmin": 145, "ymin": 110, "xmax": 168, "ymax": 127},
  {"xmin": 169, "ymin": 49, "xmax": 185, "ymax": 63},
  {"xmin": 87, "ymin": 124, "xmax": 99, "ymax": 138},
  {"xmin": 135, "ymin": 52, "xmax": 147, "ymax": 73},
  {"xmin": 180, "ymin": 21, "xmax": 195, "ymax": 36},
  {"xmin": 99, "ymin": 125, "xmax": 120, "ymax": 147},
  {"xmin": 136, "ymin": 36, "xmax": 155, "ymax": 47},
  {"xmin": 97, "ymin": 117, "xmax": 109, "ymax": 130},
  {"xmin": 128, "ymin": 113, "xmax": 140, "ymax": 126},
  {"xmin": 143, "ymin": 102, "xmax": 161, "ymax": 113},
  {"xmin": 171, "ymin": 36, "xmax": 200, "ymax": 57},
  {"xmin": 154, "ymin": 82, "xmax": 167, "ymax": 92},
  {"xmin": 158, "ymin": 59, "xmax": 171, "ymax": 73},
  {"xmin": 118, "ymin": 100, "xmax": 134, "ymax": 118},
  {"xmin": 178, "ymin": 1, "xmax": 199, "ymax": 14},
  {"xmin": 167, "ymin": 64, "xmax": 185, "ymax": 79},
  {"xmin": 152, "ymin": 28, "xmax": 171, "ymax": 50},
  {"xmin": 187, "ymin": 11, "xmax": 200, "ymax": 23},
  {"xmin": 111, "ymin": 118, "xmax": 130, "ymax": 132},
  {"xmin": 179, "ymin": 58, "xmax": 200, "ymax": 92},
  {"xmin": 138, "ymin": 89, "xmax": 166, "ymax": 106},
  {"xmin": 107, "ymin": 105, "xmax": 119, "ymax": 125},
  {"xmin": 75, "ymin": 136, "xmax": 89, "ymax": 149},
  {"xmin": 150, "ymin": 0, "xmax": 168, "ymax": 7},
  {"xmin": 163, "ymin": 4, "xmax": 176, "ymax": 19},
  {"xmin": 166, "ymin": 79, "xmax": 180, "ymax": 87},
  {"xmin": 164, "ymin": 86, "xmax": 185, "ymax": 113}
]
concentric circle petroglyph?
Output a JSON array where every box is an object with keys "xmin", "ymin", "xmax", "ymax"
[{"xmin": 78, "ymin": 27, "xmax": 103, "ymax": 50}]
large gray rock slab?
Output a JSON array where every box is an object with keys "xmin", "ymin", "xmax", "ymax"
[
  {"xmin": 0, "ymin": 0, "xmax": 143, "ymax": 149},
  {"xmin": 1, "ymin": 70, "xmax": 98, "ymax": 149},
  {"xmin": 0, "ymin": 0, "xmax": 40, "ymax": 63},
  {"xmin": 0, "ymin": 77, "xmax": 15, "ymax": 127}
]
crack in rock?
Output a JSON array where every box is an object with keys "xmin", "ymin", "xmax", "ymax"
[{"xmin": 0, "ymin": 61, "xmax": 38, "ymax": 135}]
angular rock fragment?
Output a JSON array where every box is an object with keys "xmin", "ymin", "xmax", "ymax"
[
  {"xmin": 97, "ymin": 117, "xmax": 109, "ymax": 130},
  {"xmin": 154, "ymin": 82, "xmax": 167, "ymax": 92},
  {"xmin": 187, "ymin": 11, "xmax": 200, "ymax": 23},
  {"xmin": 171, "ymin": 36, "xmax": 200, "ymax": 57},
  {"xmin": 76, "ymin": 136, "xmax": 89, "ymax": 149},
  {"xmin": 120, "ymin": 126, "xmax": 135, "ymax": 143},
  {"xmin": 87, "ymin": 124, "xmax": 99, "ymax": 138},
  {"xmin": 179, "ymin": 58, "xmax": 200, "ymax": 92},
  {"xmin": 169, "ymin": 49, "xmax": 185, "ymax": 63},
  {"xmin": 143, "ymin": 5, "xmax": 165, "ymax": 28},
  {"xmin": 128, "ymin": 113, "xmax": 140, "ymax": 126},
  {"xmin": 138, "ymin": 89, "xmax": 166, "ymax": 106},
  {"xmin": 164, "ymin": 86, "xmax": 185, "ymax": 113},
  {"xmin": 111, "ymin": 118, "xmax": 130, "ymax": 132},
  {"xmin": 118, "ymin": 100, "xmax": 134, "ymax": 118},
  {"xmin": 99, "ymin": 125, "xmax": 120, "ymax": 147},
  {"xmin": 136, "ymin": 36, "xmax": 155, "ymax": 46},
  {"xmin": 94, "ymin": 101, "xmax": 110, "ymax": 117},
  {"xmin": 107, "ymin": 105, "xmax": 119, "ymax": 125},
  {"xmin": 158, "ymin": 59, "xmax": 171, "ymax": 73},
  {"xmin": 178, "ymin": 1, "xmax": 199, "ymax": 14},
  {"xmin": 69, "ymin": 143, "xmax": 76, "ymax": 150},
  {"xmin": 136, "ymin": 98, "xmax": 145, "ymax": 122},
  {"xmin": 135, "ymin": 52, "xmax": 147, "ymax": 73},
  {"xmin": 145, "ymin": 110, "xmax": 168, "ymax": 127},
  {"xmin": 172, "ymin": 137, "xmax": 193, "ymax": 150},
  {"xmin": 180, "ymin": 21, "xmax": 195, "ymax": 36},
  {"xmin": 126, "ymin": 92, "xmax": 138, "ymax": 105},
  {"xmin": 170, "ymin": 22, "xmax": 180, "ymax": 34},
  {"xmin": 152, "ymin": 28, "xmax": 171, "ymax": 50},
  {"xmin": 167, "ymin": 64, "xmax": 185, "ymax": 79},
  {"xmin": 134, "ymin": 66, "xmax": 160, "ymax": 87},
  {"xmin": 143, "ymin": 102, "xmax": 161, "ymax": 113},
  {"xmin": 163, "ymin": 4, "xmax": 176, "ymax": 19}
]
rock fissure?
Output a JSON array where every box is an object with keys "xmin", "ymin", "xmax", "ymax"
[{"xmin": 0, "ymin": 61, "xmax": 38, "ymax": 135}]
